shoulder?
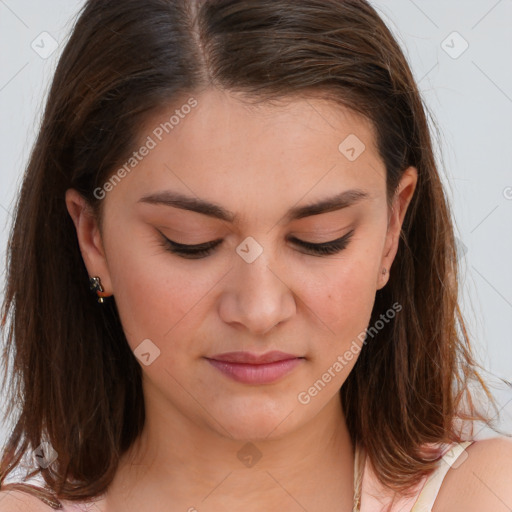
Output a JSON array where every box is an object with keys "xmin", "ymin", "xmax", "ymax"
[
  {"xmin": 0, "ymin": 490, "xmax": 55, "ymax": 511},
  {"xmin": 433, "ymin": 436, "xmax": 512, "ymax": 512}
]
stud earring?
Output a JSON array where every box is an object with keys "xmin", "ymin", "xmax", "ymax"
[
  {"xmin": 382, "ymin": 267, "xmax": 387, "ymax": 275},
  {"xmin": 89, "ymin": 276, "xmax": 110, "ymax": 303}
]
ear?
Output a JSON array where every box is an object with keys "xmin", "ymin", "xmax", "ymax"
[
  {"xmin": 377, "ymin": 166, "xmax": 418, "ymax": 290},
  {"xmin": 65, "ymin": 188, "xmax": 113, "ymax": 296}
]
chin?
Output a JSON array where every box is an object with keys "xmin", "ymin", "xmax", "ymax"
[{"xmin": 207, "ymin": 397, "xmax": 300, "ymax": 441}]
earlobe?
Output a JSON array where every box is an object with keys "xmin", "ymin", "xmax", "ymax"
[
  {"xmin": 377, "ymin": 266, "xmax": 389, "ymax": 290},
  {"xmin": 65, "ymin": 188, "xmax": 113, "ymax": 295}
]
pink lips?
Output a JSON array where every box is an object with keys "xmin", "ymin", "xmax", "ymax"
[{"xmin": 205, "ymin": 350, "xmax": 304, "ymax": 385}]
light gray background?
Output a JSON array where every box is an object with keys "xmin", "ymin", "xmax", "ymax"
[{"xmin": 1, "ymin": 1, "xmax": 511, "ymax": 445}]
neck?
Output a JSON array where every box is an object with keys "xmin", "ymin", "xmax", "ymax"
[{"xmin": 107, "ymin": 392, "xmax": 355, "ymax": 511}]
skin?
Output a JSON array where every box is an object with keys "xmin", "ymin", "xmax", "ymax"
[
  {"xmin": 1, "ymin": 90, "xmax": 511, "ymax": 512},
  {"xmin": 64, "ymin": 88, "xmax": 415, "ymax": 511}
]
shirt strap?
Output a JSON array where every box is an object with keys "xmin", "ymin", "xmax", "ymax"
[
  {"xmin": 352, "ymin": 442, "xmax": 365, "ymax": 512},
  {"xmin": 410, "ymin": 440, "xmax": 475, "ymax": 512}
]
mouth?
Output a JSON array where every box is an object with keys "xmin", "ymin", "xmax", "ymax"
[{"xmin": 204, "ymin": 351, "xmax": 305, "ymax": 385}]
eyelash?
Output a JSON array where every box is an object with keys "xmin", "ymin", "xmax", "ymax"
[{"xmin": 158, "ymin": 229, "xmax": 355, "ymax": 259}]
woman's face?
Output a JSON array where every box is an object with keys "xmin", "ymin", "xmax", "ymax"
[{"xmin": 67, "ymin": 88, "xmax": 417, "ymax": 440}]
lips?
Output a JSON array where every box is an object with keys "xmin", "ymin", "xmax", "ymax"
[
  {"xmin": 207, "ymin": 350, "xmax": 300, "ymax": 364},
  {"xmin": 205, "ymin": 351, "xmax": 304, "ymax": 385}
]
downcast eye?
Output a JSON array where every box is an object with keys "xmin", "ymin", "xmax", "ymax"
[{"xmin": 158, "ymin": 229, "xmax": 355, "ymax": 259}]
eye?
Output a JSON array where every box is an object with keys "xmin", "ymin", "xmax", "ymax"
[
  {"xmin": 158, "ymin": 235, "xmax": 223, "ymax": 259},
  {"xmin": 290, "ymin": 229, "xmax": 355, "ymax": 256},
  {"xmin": 158, "ymin": 229, "xmax": 355, "ymax": 260}
]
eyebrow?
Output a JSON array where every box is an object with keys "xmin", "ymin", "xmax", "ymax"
[{"xmin": 137, "ymin": 188, "xmax": 370, "ymax": 223}]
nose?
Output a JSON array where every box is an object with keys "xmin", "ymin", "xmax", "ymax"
[{"xmin": 217, "ymin": 243, "xmax": 296, "ymax": 336}]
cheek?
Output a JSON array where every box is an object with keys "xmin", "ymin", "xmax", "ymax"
[
  {"xmin": 104, "ymin": 224, "xmax": 213, "ymax": 352},
  {"xmin": 299, "ymin": 249, "xmax": 379, "ymax": 343}
]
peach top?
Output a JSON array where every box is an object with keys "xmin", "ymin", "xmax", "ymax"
[{"xmin": 353, "ymin": 440, "xmax": 474, "ymax": 512}]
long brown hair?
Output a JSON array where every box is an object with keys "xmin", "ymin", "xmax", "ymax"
[{"xmin": 0, "ymin": 0, "xmax": 504, "ymax": 507}]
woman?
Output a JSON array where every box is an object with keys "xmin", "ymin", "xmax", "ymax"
[{"xmin": 0, "ymin": 0, "xmax": 511, "ymax": 510}]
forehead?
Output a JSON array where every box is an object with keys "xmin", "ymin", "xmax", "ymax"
[
  {"xmin": 113, "ymin": 88, "xmax": 386, "ymax": 221},
  {"xmin": 156, "ymin": 88, "xmax": 379, "ymax": 152}
]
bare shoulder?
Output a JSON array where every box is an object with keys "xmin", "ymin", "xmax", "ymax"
[
  {"xmin": 433, "ymin": 436, "xmax": 512, "ymax": 512},
  {"xmin": 0, "ymin": 490, "xmax": 54, "ymax": 511}
]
